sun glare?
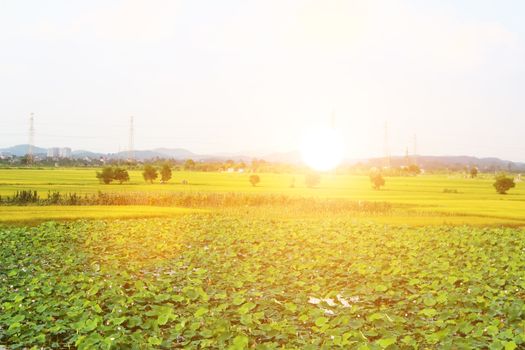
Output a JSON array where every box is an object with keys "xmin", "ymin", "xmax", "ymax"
[{"xmin": 300, "ymin": 126, "xmax": 344, "ymax": 171}]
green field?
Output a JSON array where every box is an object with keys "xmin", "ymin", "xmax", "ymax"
[
  {"xmin": 0, "ymin": 206, "xmax": 203, "ymax": 224},
  {"xmin": 0, "ymin": 168, "xmax": 524, "ymax": 225},
  {"xmin": 2, "ymin": 216, "xmax": 524, "ymax": 349},
  {"xmin": 2, "ymin": 168, "xmax": 525, "ymax": 349}
]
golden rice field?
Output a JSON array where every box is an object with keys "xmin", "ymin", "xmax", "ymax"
[{"xmin": 0, "ymin": 168, "xmax": 524, "ymax": 225}]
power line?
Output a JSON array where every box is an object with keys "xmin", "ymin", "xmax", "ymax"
[{"xmin": 413, "ymin": 134, "xmax": 418, "ymax": 165}]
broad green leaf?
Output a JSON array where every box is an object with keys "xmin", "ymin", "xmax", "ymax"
[
  {"xmin": 194, "ymin": 307, "xmax": 208, "ymax": 318},
  {"xmin": 238, "ymin": 302, "xmax": 256, "ymax": 315},
  {"xmin": 377, "ymin": 337, "xmax": 396, "ymax": 348},
  {"xmin": 315, "ymin": 317, "xmax": 328, "ymax": 327}
]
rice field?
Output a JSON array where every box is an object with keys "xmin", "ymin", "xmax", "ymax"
[{"xmin": 0, "ymin": 168, "xmax": 524, "ymax": 225}]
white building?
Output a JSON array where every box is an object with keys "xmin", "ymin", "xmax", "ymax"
[
  {"xmin": 59, "ymin": 147, "xmax": 72, "ymax": 159},
  {"xmin": 47, "ymin": 147, "xmax": 60, "ymax": 158},
  {"xmin": 47, "ymin": 147, "xmax": 72, "ymax": 159}
]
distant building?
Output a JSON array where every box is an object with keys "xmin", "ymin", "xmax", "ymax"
[
  {"xmin": 47, "ymin": 147, "xmax": 60, "ymax": 158},
  {"xmin": 0, "ymin": 152, "xmax": 13, "ymax": 160},
  {"xmin": 59, "ymin": 147, "xmax": 72, "ymax": 159},
  {"xmin": 47, "ymin": 147, "xmax": 72, "ymax": 159}
]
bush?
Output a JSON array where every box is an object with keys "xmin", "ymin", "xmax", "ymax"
[
  {"xmin": 370, "ymin": 172, "xmax": 385, "ymax": 190},
  {"xmin": 493, "ymin": 174, "xmax": 515, "ymax": 194},
  {"xmin": 407, "ymin": 164, "xmax": 421, "ymax": 175},
  {"xmin": 160, "ymin": 164, "xmax": 172, "ymax": 183},
  {"xmin": 113, "ymin": 167, "xmax": 130, "ymax": 184},
  {"xmin": 96, "ymin": 167, "xmax": 129, "ymax": 184},
  {"xmin": 96, "ymin": 167, "xmax": 115, "ymax": 184},
  {"xmin": 143, "ymin": 165, "xmax": 158, "ymax": 183},
  {"xmin": 184, "ymin": 159, "xmax": 196, "ymax": 171},
  {"xmin": 11, "ymin": 190, "xmax": 39, "ymax": 204},
  {"xmin": 249, "ymin": 175, "xmax": 260, "ymax": 187},
  {"xmin": 0, "ymin": 190, "xmax": 394, "ymax": 214},
  {"xmin": 305, "ymin": 173, "xmax": 321, "ymax": 188}
]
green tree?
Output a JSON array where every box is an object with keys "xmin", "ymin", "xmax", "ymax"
[
  {"xmin": 20, "ymin": 154, "xmax": 34, "ymax": 165},
  {"xmin": 370, "ymin": 172, "xmax": 385, "ymax": 190},
  {"xmin": 184, "ymin": 159, "xmax": 196, "ymax": 171},
  {"xmin": 470, "ymin": 166, "xmax": 478, "ymax": 178},
  {"xmin": 225, "ymin": 159, "xmax": 234, "ymax": 168},
  {"xmin": 493, "ymin": 174, "xmax": 515, "ymax": 194},
  {"xmin": 160, "ymin": 164, "xmax": 172, "ymax": 183},
  {"xmin": 251, "ymin": 158, "xmax": 266, "ymax": 172},
  {"xmin": 305, "ymin": 173, "xmax": 321, "ymax": 188},
  {"xmin": 113, "ymin": 168, "xmax": 130, "ymax": 184},
  {"xmin": 142, "ymin": 165, "xmax": 158, "ymax": 183},
  {"xmin": 407, "ymin": 164, "xmax": 421, "ymax": 175},
  {"xmin": 96, "ymin": 167, "xmax": 114, "ymax": 184},
  {"xmin": 249, "ymin": 174, "xmax": 260, "ymax": 187}
]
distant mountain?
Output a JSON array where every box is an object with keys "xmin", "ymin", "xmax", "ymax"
[
  {"xmin": 0, "ymin": 144, "xmax": 47, "ymax": 156},
  {"xmin": 153, "ymin": 148, "xmax": 202, "ymax": 160},
  {"xmin": 154, "ymin": 149, "xmax": 255, "ymax": 162},
  {"xmin": 2, "ymin": 144, "xmax": 524, "ymax": 170},
  {"xmin": 110, "ymin": 150, "xmax": 165, "ymax": 161},
  {"xmin": 71, "ymin": 150, "xmax": 105, "ymax": 158},
  {"xmin": 359, "ymin": 155, "xmax": 525, "ymax": 171},
  {"xmin": 262, "ymin": 150, "xmax": 302, "ymax": 164}
]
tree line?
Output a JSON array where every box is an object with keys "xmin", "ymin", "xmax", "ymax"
[
  {"xmin": 95, "ymin": 164, "xmax": 518, "ymax": 195},
  {"xmin": 96, "ymin": 164, "xmax": 172, "ymax": 185}
]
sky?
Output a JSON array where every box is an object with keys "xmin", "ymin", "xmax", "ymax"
[{"xmin": 1, "ymin": 0, "xmax": 525, "ymax": 160}]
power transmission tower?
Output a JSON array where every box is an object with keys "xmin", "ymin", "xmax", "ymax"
[
  {"xmin": 28, "ymin": 113, "xmax": 35, "ymax": 165},
  {"xmin": 413, "ymin": 134, "xmax": 418, "ymax": 165},
  {"xmin": 128, "ymin": 116, "xmax": 134, "ymax": 162},
  {"xmin": 117, "ymin": 145, "xmax": 121, "ymax": 166}
]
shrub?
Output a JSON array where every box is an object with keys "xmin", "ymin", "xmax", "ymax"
[
  {"xmin": 249, "ymin": 175, "xmax": 260, "ymax": 187},
  {"xmin": 11, "ymin": 190, "xmax": 39, "ymax": 204},
  {"xmin": 46, "ymin": 191, "xmax": 61, "ymax": 204},
  {"xmin": 143, "ymin": 165, "xmax": 158, "ymax": 183},
  {"xmin": 96, "ymin": 167, "xmax": 115, "ymax": 184},
  {"xmin": 184, "ymin": 159, "xmax": 196, "ymax": 171},
  {"xmin": 370, "ymin": 172, "xmax": 385, "ymax": 190},
  {"xmin": 160, "ymin": 164, "xmax": 172, "ymax": 183},
  {"xmin": 113, "ymin": 167, "xmax": 130, "ymax": 184},
  {"xmin": 407, "ymin": 164, "xmax": 421, "ymax": 175},
  {"xmin": 493, "ymin": 174, "xmax": 515, "ymax": 194},
  {"xmin": 305, "ymin": 173, "xmax": 321, "ymax": 188}
]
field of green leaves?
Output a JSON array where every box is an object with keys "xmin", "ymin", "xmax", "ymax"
[{"xmin": 2, "ymin": 214, "xmax": 525, "ymax": 349}]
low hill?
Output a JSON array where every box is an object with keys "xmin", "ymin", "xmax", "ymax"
[
  {"xmin": 360, "ymin": 155, "xmax": 525, "ymax": 171},
  {"xmin": 2, "ymin": 144, "xmax": 524, "ymax": 171},
  {"xmin": 0, "ymin": 144, "xmax": 47, "ymax": 156}
]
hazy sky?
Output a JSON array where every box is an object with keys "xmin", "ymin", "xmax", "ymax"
[{"xmin": 1, "ymin": 0, "xmax": 525, "ymax": 160}]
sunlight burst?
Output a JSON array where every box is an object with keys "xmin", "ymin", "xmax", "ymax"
[{"xmin": 300, "ymin": 126, "xmax": 344, "ymax": 171}]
